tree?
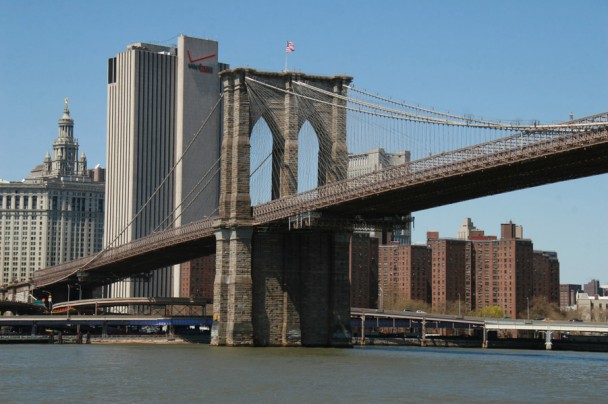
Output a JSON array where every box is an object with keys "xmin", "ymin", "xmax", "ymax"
[
  {"xmin": 477, "ymin": 305, "xmax": 503, "ymax": 318},
  {"xmin": 522, "ymin": 296, "xmax": 564, "ymax": 320},
  {"xmin": 383, "ymin": 290, "xmax": 431, "ymax": 313}
]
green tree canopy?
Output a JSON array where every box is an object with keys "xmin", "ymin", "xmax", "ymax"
[{"xmin": 478, "ymin": 306, "xmax": 503, "ymax": 318}]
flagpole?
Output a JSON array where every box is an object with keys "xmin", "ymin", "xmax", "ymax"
[{"xmin": 284, "ymin": 41, "xmax": 294, "ymax": 73}]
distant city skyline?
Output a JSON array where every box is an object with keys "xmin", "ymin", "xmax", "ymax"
[{"xmin": 1, "ymin": 0, "xmax": 606, "ymax": 284}]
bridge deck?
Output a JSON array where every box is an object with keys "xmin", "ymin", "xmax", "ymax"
[{"xmin": 7, "ymin": 115, "xmax": 608, "ymax": 291}]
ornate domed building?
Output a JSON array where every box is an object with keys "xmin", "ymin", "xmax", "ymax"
[{"xmin": 0, "ymin": 100, "xmax": 105, "ymax": 285}]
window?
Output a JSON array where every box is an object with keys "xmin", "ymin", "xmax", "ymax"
[{"xmin": 108, "ymin": 57, "xmax": 117, "ymax": 84}]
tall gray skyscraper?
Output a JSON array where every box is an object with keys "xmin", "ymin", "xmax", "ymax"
[
  {"xmin": 0, "ymin": 101, "xmax": 105, "ymax": 285},
  {"xmin": 105, "ymin": 35, "xmax": 225, "ymax": 298}
]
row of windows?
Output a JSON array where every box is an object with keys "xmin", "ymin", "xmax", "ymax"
[{"xmin": 0, "ymin": 195, "xmax": 39, "ymax": 210}]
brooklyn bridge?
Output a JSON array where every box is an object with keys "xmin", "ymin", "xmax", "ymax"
[{"xmin": 3, "ymin": 68, "xmax": 608, "ymax": 346}]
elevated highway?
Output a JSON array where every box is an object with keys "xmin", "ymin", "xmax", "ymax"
[{"xmin": 351, "ymin": 308, "xmax": 608, "ymax": 349}]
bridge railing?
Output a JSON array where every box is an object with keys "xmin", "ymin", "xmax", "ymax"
[
  {"xmin": 32, "ymin": 217, "xmax": 216, "ymax": 286},
  {"xmin": 89, "ymin": 217, "xmax": 215, "ymax": 266},
  {"xmin": 567, "ymin": 112, "xmax": 608, "ymax": 124}
]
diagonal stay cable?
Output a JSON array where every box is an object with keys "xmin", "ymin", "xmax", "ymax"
[
  {"xmin": 154, "ymin": 157, "xmax": 221, "ymax": 232},
  {"xmin": 79, "ymin": 94, "xmax": 224, "ymax": 271}
]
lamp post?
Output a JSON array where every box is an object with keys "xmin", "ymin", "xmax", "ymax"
[
  {"xmin": 527, "ymin": 296, "xmax": 530, "ymax": 321},
  {"xmin": 66, "ymin": 284, "xmax": 70, "ymax": 320},
  {"xmin": 42, "ymin": 290, "xmax": 53, "ymax": 312},
  {"xmin": 458, "ymin": 292, "xmax": 461, "ymax": 318},
  {"xmin": 378, "ymin": 286, "xmax": 384, "ymax": 312}
]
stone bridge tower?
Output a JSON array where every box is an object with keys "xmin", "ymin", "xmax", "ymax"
[{"xmin": 212, "ymin": 69, "xmax": 353, "ymax": 346}]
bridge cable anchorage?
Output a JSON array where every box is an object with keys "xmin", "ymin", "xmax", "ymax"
[{"xmin": 78, "ymin": 93, "xmax": 224, "ymax": 272}]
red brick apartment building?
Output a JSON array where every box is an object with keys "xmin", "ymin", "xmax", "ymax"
[
  {"xmin": 464, "ymin": 222, "xmax": 533, "ymax": 319},
  {"xmin": 533, "ymin": 251, "xmax": 560, "ymax": 305},
  {"xmin": 378, "ymin": 243, "xmax": 430, "ymax": 307},
  {"xmin": 560, "ymin": 284, "xmax": 582, "ymax": 309},
  {"xmin": 181, "ymin": 255, "xmax": 216, "ymax": 299},
  {"xmin": 425, "ymin": 220, "xmax": 555, "ymax": 318},
  {"xmin": 427, "ymin": 232, "xmax": 467, "ymax": 313},
  {"xmin": 349, "ymin": 233, "xmax": 379, "ymax": 308}
]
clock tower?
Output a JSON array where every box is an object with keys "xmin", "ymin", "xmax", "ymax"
[{"xmin": 45, "ymin": 98, "xmax": 86, "ymax": 177}]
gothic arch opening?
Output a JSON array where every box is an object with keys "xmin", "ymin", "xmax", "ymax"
[
  {"xmin": 297, "ymin": 120, "xmax": 320, "ymax": 193},
  {"xmin": 250, "ymin": 117, "xmax": 274, "ymax": 205}
]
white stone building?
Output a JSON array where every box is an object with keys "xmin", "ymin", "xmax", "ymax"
[
  {"xmin": 348, "ymin": 148, "xmax": 412, "ymax": 244},
  {"xmin": 576, "ymin": 292, "xmax": 608, "ymax": 322},
  {"xmin": 0, "ymin": 101, "xmax": 105, "ymax": 285}
]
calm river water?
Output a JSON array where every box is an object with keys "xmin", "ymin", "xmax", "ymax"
[{"xmin": 1, "ymin": 344, "xmax": 606, "ymax": 403}]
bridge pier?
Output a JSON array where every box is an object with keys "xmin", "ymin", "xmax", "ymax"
[
  {"xmin": 482, "ymin": 327, "xmax": 488, "ymax": 349},
  {"xmin": 211, "ymin": 227, "xmax": 254, "ymax": 346},
  {"xmin": 360, "ymin": 315, "xmax": 366, "ymax": 345},
  {"xmin": 545, "ymin": 330, "xmax": 553, "ymax": 350},
  {"xmin": 421, "ymin": 320, "xmax": 427, "ymax": 347},
  {"xmin": 211, "ymin": 226, "xmax": 351, "ymax": 347},
  {"xmin": 251, "ymin": 228, "xmax": 351, "ymax": 347}
]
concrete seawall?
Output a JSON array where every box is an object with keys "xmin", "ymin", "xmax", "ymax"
[{"xmin": 356, "ymin": 337, "xmax": 608, "ymax": 352}]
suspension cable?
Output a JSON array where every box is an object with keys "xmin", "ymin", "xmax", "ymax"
[
  {"xmin": 81, "ymin": 93, "xmax": 224, "ymax": 270},
  {"xmin": 247, "ymin": 76, "xmax": 601, "ymax": 132},
  {"xmin": 154, "ymin": 157, "xmax": 221, "ymax": 231},
  {"xmin": 345, "ymin": 84, "xmax": 502, "ymax": 126}
]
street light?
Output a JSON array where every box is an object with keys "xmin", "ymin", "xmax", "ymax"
[
  {"xmin": 66, "ymin": 284, "xmax": 70, "ymax": 319},
  {"xmin": 378, "ymin": 286, "xmax": 384, "ymax": 312},
  {"xmin": 527, "ymin": 296, "xmax": 530, "ymax": 321},
  {"xmin": 43, "ymin": 290, "xmax": 53, "ymax": 313},
  {"xmin": 458, "ymin": 292, "xmax": 461, "ymax": 318}
]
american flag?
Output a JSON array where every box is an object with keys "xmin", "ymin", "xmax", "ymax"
[{"xmin": 286, "ymin": 41, "xmax": 295, "ymax": 53}]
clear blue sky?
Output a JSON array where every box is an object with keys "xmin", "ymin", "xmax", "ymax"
[{"xmin": 1, "ymin": 0, "xmax": 606, "ymax": 284}]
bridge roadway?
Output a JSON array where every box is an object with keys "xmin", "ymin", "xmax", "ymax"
[
  {"xmin": 351, "ymin": 307, "xmax": 484, "ymax": 331},
  {"xmin": 484, "ymin": 319, "xmax": 608, "ymax": 334},
  {"xmin": 50, "ymin": 296, "xmax": 211, "ymax": 314},
  {"xmin": 18, "ymin": 113, "xmax": 608, "ymax": 290}
]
